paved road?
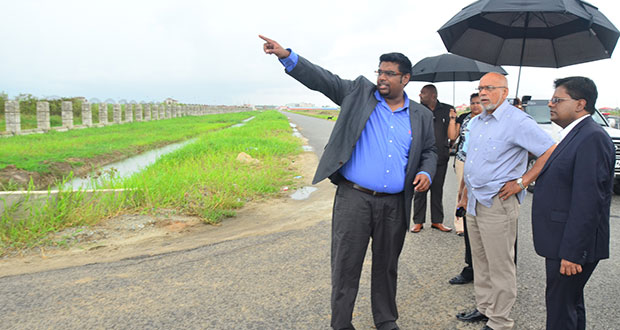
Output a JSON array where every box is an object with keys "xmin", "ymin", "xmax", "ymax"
[{"xmin": 1, "ymin": 113, "xmax": 619, "ymax": 329}]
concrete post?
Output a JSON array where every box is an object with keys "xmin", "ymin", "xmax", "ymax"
[
  {"xmin": 143, "ymin": 104, "xmax": 151, "ymax": 121},
  {"xmin": 99, "ymin": 103, "xmax": 108, "ymax": 125},
  {"xmin": 113, "ymin": 104, "xmax": 121, "ymax": 124},
  {"xmin": 152, "ymin": 104, "xmax": 158, "ymax": 120},
  {"xmin": 5, "ymin": 100, "xmax": 21, "ymax": 134},
  {"xmin": 36, "ymin": 101, "xmax": 51, "ymax": 131},
  {"xmin": 165, "ymin": 104, "xmax": 171, "ymax": 119},
  {"xmin": 136, "ymin": 104, "xmax": 143, "ymax": 122},
  {"xmin": 125, "ymin": 104, "xmax": 133, "ymax": 123},
  {"xmin": 82, "ymin": 101, "xmax": 92, "ymax": 127},
  {"xmin": 61, "ymin": 101, "xmax": 73, "ymax": 129}
]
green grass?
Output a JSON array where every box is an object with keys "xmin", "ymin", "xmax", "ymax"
[
  {"xmin": 0, "ymin": 112, "xmax": 254, "ymax": 175},
  {"xmin": 287, "ymin": 110, "xmax": 338, "ymax": 121},
  {"xmin": 117, "ymin": 111, "xmax": 301, "ymax": 221},
  {"xmin": 0, "ymin": 111, "xmax": 303, "ymax": 253}
]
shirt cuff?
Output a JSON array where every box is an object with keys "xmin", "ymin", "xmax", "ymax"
[
  {"xmin": 278, "ymin": 48, "xmax": 298, "ymax": 72},
  {"xmin": 417, "ymin": 171, "xmax": 432, "ymax": 184}
]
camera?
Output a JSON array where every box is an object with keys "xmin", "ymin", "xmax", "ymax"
[{"xmin": 455, "ymin": 207, "xmax": 466, "ymax": 217}]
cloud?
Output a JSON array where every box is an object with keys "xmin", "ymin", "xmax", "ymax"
[{"xmin": 0, "ymin": 0, "xmax": 619, "ymax": 107}]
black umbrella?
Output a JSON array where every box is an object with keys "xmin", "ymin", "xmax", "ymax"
[
  {"xmin": 410, "ymin": 53, "xmax": 507, "ymax": 105},
  {"xmin": 438, "ymin": 0, "xmax": 620, "ymax": 96}
]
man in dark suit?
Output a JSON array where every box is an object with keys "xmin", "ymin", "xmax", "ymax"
[
  {"xmin": 411, "ymin": 84, "xmax": 458, "ymax": 233},
  {"xmin": 531, "ymin": 76, "xmax": 614, "ymax": 330},
  {"xmin": 260, "ymin": 35, "xmax": 437, "ymax": 330}
]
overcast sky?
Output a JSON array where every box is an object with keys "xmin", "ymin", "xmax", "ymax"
[{"xmin": 1, "ymin": 0, "xmax": 619, "ymax": 108}]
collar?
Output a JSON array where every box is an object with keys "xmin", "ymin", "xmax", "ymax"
[
  {"xmin": 559, "ymin": 114, "xmax": 590, "ymax": 142},
  {"xmin": 374, "ymin": 90, "xmax": 410, "ymax": 112},
  {"xmin": 480, "ymin": 100, "xmax": 511, "ymax": 121}
]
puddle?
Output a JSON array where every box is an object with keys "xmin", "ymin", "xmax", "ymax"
[
  {"xmin": 290, "ymin": 186, "xmax": 318, "ymax": 200},
  {"xmin": 231, "ymin": 116, "xmax": 255, "ymax": 128},
  {"xmin": 289, "ymin": 122, "xmax": 312, "ymax": 151},
  {"xmin": 64, "ymin": 139, "xmax": 198, "ymax": 190},
  {"xmin": 289, "ymin": 123, "xmax": 304, "ymax": 139}
]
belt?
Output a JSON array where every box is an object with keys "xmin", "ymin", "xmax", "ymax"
[{"xmin": 340, "ymin": 179, "xmax": 396, "ymax": 197}]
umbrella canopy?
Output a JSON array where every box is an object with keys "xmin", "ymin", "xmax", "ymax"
[
  {"xmin": 410, "ymin": 53, "xmax": 507, "ymax": 105},
  {"xmin": 411, "ymin": 53, "xmax": 508, "ymax": 82},
  {"xmin": 438, "ymin": 0, "xmax": 619, "ymax": 68}
]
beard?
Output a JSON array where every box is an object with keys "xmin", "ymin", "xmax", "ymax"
[{"xmin": 482, "ymin": 98, "xmax": 503, "ymax": 111}]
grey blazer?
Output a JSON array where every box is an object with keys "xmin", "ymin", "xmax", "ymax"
[{"xmin": 287, "ymin": 55, "xmax": 437, "ymax": 225}]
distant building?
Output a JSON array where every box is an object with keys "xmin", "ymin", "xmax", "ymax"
[
  {"xmin": 164, "ymin": 98, "xmax": 178, "ymax": 105},
  {"xmin": 455, "ymin": 103, "xmax": 469, "ymax": 112},
  {"xmin": 286, "ymin": 102, "xmax": 315, "ymax": 108},
  {"xmin": 255, "ymin": 105, "xmax": 278, "ymax": 110}
]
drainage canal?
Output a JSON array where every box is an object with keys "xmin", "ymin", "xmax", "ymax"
[
  {"xmin": 64, "ymin": 138, "xmax": 198, "ymax": 190},
  {"xmin": 64, "ymin": 116, "xmax": 258, "ymax": 190}
]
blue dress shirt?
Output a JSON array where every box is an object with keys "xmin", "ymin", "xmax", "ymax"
[
  {"xmin": 280, "ymin": 50, "xmax": 431, "ymax": 193},
  {"xmin": 464, "ymin": 100, "xmax": 555, "ymax": 215}
]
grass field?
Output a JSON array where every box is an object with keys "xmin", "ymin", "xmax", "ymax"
[
  {"xmin": 0, "ymin": 112, "xmax": 253, "ymax": 179},
  {"xmin": 0, "ymin": 110, "xmax": 303, "ymax": 253}
]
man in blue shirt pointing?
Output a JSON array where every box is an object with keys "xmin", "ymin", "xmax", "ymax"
[{"xmin": 260, "ymin": 35, "xmax": 437, "ymax": 330}]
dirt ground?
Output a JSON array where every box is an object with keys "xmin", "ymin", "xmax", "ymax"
[{"xmin": 0, "ymin": 149, "xmax": 336, "ymax": 278}]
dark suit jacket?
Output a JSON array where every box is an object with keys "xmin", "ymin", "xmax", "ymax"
[
  {"xmin": 531, "ymin": 116, "xmax": 614, "ymax": 264},
  {"xmin": 286, "ymin": 55, "xmax": 437, "ymax": 226}
]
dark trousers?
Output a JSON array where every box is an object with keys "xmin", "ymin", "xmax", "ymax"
[
  {"xmin": 545, "ymin": 259, "xmax": 598, "ymax": 330},
  {"xmin": 413, "ymin": 162, "xmax": 447, "ymax": 224},
  {"xmin": 331, "ymin": 183, "xmax": 407, "ymax": 330},
  {"xmin": 460, "ymin": 215, "xmax": 474, "ymax": 280}
]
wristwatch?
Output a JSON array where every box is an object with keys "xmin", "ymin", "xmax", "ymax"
[{"xmin": 516, "ymin": 177, "xmax": 526, "ymax": 190}]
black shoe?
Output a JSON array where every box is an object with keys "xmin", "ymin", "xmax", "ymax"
[
  {"xmin": 376, "ymin": 321, "xmax": 399, "ymax": 330},
  {"xmin": 482, "ymin": 325, "xmax": 494, "ymax": 330},
  {"xmin": 456, "ymin": 309, "xmax": 488, "ymax": 322},
  {"xmin": 449, "ymin": 274, "xmax": 473, "ymax": 285}
]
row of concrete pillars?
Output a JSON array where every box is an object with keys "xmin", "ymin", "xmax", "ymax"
[{"xmin": 3, "ymin": 101, "xmax": 253, "ymax": 135}]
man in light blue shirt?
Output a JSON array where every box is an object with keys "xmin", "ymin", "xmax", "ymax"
[{"xmin": 456, "ymin": 72, "xmax": 556, "ymax": 330}]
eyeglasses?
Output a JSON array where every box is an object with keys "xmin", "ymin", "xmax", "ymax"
[
  {"xmin": 476, "ymin": 85, "xmax": 507, "ymax": 92},
  {"xmin": 550, "ymin": 97, "xmax": 574, "ymax": 104},
  {"xmin": 375, "ymin": 70, "xmax": 403, "ymax": 78},
  {"xmin": 470, "ymin": 102, "xmax": 481, "ymax": 105}
]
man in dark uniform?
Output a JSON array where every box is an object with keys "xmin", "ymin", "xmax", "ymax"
[{"xmin": 411, "ymin": 84, "xmax": 458, "ymax": 233}]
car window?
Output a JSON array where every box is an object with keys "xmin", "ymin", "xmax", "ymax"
[
  {"xmin": 523, "ymin": 101, "xmax": 551, "ymax": 124},
  {"xmin": 591, "ymin": 110, "xmax": 609, "ymax": 126},
  {"xmin": 524, "ymin": 100, "xmax": 609, "ymax": 127}
]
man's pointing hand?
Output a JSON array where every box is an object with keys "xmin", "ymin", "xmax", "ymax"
[{"xmin": 259, "ymin": 35, "xmax": 290, "ymax": 59}]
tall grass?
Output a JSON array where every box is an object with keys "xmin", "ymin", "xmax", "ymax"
[
  {"xmin": 118, "ymin": 111, "xmax": 301, "ymax": 221},
  {"xmin": 0, "ymin": 111, "xmax": 303, "ymax": 252}
]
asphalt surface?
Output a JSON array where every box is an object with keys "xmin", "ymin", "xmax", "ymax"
[{"xmin": 0, "ymin": 112, "xmax": 619, "ymax": 330}]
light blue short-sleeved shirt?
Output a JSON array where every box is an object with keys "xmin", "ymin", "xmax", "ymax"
[{"xmin": 464, "ymin": 100, "xmax": 555, "ymax": 215}]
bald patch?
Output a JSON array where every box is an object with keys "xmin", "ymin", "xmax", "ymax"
[{"xmin": 481, "ymin": 72, "xmax": 507, "ymax": 86}]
